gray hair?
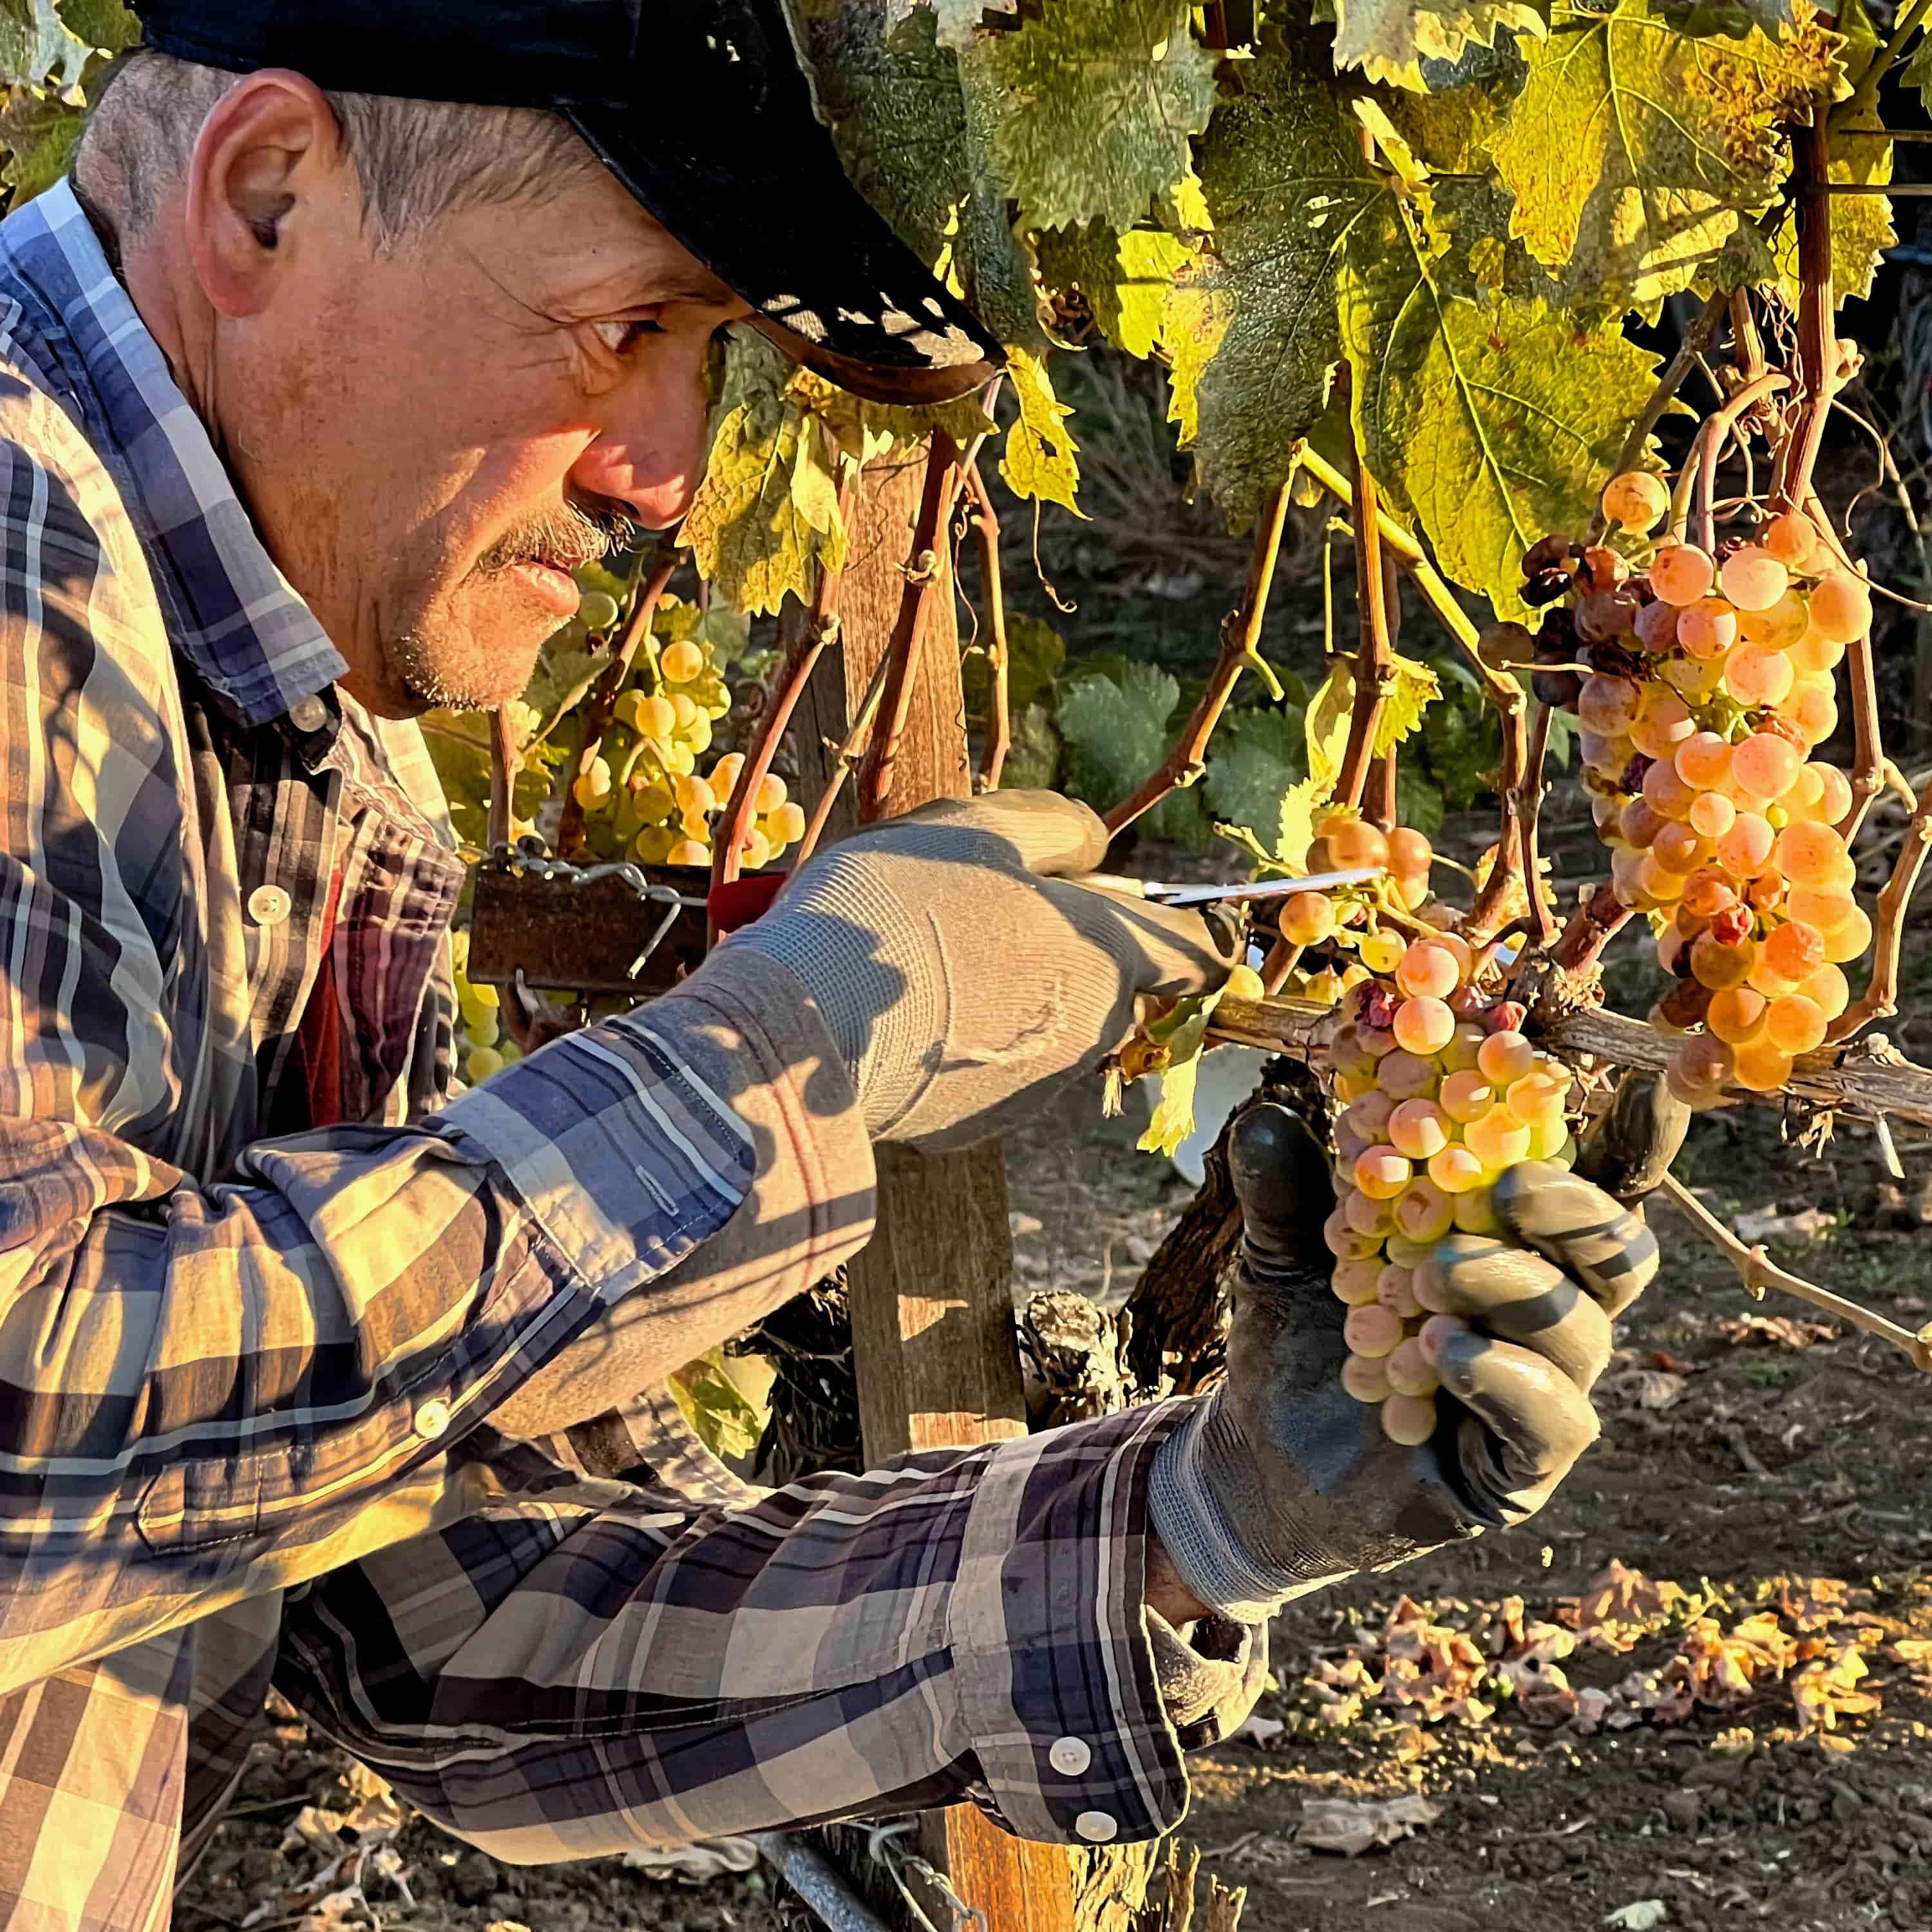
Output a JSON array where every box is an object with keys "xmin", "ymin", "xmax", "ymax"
[{"xmin": 74, "ymin": 50, "xmax": 602, "ymax": 248}]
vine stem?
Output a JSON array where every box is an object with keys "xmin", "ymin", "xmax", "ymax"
[
  {"xmin": 962, "ymin": 460, "xmax": 1012, "ymax": 793},
  {"xmin": 1587, "ymin": 290, "xmax": 1728, "ymax": 544},
  {"xmin": 1552, "ymin": 882, "xmax": 1634, "ymax": 974},
  {"xmin": 1772, "ymin": 108, "xmax": 1838, "ymax": 522},
  {"xmin": 1206, "ymin": 990, "xmax": 1932, "ymax": 1128},
  {"xmin": 487, "ymin": 705, "xmax": 517, "ymax": 853},
  {"xmin": 710, "ymin": 472, "xmax": 859, "ymax": 916},
  {"xmin": 1828, "ymin": 787, "xmax": 1932, "ymax": 1045},
  {"xmin": 790, "ymin": 649, "xmax": 896, "ymax": 871},
  {"xmin": 1365, "ymin": 553, "xmax": 1402, "ymax": 833},
  {"xmin": 857, "ymin": 434, "xmax": 963, "ymax": 821},
  {"xmin": 1696, "ymin": 370, "xmax": 1789, "ymax": 554},
  {"xmin": 1656, "ymin": 1174, "xmax": 1932, "ymax": 1374},
  {"xmin": 1334, "ymin": 404, "xmax": 1395, "ymax": 814},
  {"xmin": 553, "ymin": 549, "xmax": 681, "ymax": 858},
  {"xmin": 1104, "ymin": 477, "xmax": 1293, "ymax": 836}
]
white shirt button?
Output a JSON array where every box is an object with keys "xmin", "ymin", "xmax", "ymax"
[
  {"xmin": 287, "ymin": 695, "xmax": 328, "ymax": 732},
  {"xmin": 1048, "ymin": 1737, "xmax": 1092, "ymax": 1777},
  {"xmin": 1074, "ymin": 1810, "xmax": 1117, "ymax": 1844},
  {"xmin": 413, "ymin": 1398, "xmax": 452, "ymax": 1442},
  {"xmin": 247, "ymin": 884, "xmax": 292, "ymax": 927}
]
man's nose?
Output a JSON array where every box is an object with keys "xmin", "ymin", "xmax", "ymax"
[{"xmin": 569, "ymin": 358, "xmax": 712, "ymax": 531}]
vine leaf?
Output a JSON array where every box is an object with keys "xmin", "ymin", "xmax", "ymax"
[
  {"xmin": 1139, "ymin": 989, "xmax": 1229, "ymax": 1159},
  {"xmin": 0, "ymin": 0, "xmax": 91, "ymax": 94},
  {"xmin": 0, "ymin": 83, "xmax": 80, "ymax": 198},
  {"xmin": 808, "ymin": 5, "xmax": 969, "ymax": 265},
  {"xmin": 1339, "ymin": 193, "xmax": 1665, "ymax": 623},
  {"xmin": 1303, "ymin": 651, "xmax": 1444, "ymax": 790},
  {"xmin": 1034, "ymin": 220, "xmax": 1197, "ymax": 359},
  {"xmin": 683, "ymin": 343, "xmax": 850, "ymax": 617},
  {"xmin": 786, "ymin": 369, "xmax": 996, "ymax": 468},
  {"xmin": 980, "ymin": 0, "xmax": 1218, "ymax": 232},
  {"xmin": 1491, "ymin": 0, "xmax": 1834, "ymax": 309},
  {"xmin": 1202, "ymin": 706, "xmax": 1309, "ymax": 837},
  {"xmin": 1329, "ymin": 0, "xmax": 1547, "ymax": 93},
  {"xmin": 1166, "ymin": 44, "xmax": 1382, "ymax": 527},
  {"xmin": 1057, "ymin": 661, "xmax": 1204, "ymax": 844},
  {"xmin": 1000, "ymin": 345, "xmax": 1084, "ymax": 513}
]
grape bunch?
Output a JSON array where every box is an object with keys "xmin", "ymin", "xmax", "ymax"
[
  {"xmin": 451, "ymin": 925, "xmax": 524, "ymax": 1086},
  {"xmin": 1535, "ymin": 475, "xmax": 1873, "ymax": 1108},
  {"xmin": 569, "ymin": 630, "xmax": 807, "ymax": 873},
  {"xmin": 1324, "ymin": 934, "xmax": 1578, "ymax": 1443}
]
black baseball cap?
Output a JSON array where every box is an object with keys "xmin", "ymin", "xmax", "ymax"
[{"xmin": 131, "ymin": 0, "xmax": 1004, "ymax": 405}]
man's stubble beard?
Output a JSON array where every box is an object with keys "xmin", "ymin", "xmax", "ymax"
[{"xmin": 386, "ymin": 498, "xmax": 638, "ymax": 713}]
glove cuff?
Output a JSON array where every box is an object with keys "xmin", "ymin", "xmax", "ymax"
[{"xmin": 1147, "ymin": 1398, "xmax": 1344, "ymax": 1624}]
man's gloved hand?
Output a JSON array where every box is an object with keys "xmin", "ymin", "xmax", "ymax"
[
  {"xmin": 1148, "ymin": 1074, "xmax": 1689, "ymax": 1620},
  {"xmin": 728, "ymin": 791, "xmax": 1234, "ymax": 1149}
]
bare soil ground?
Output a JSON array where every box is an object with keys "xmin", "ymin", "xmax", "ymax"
[{"xmin": 178, "ymin": 916, "xmax": 1932, "ymax": 1932}]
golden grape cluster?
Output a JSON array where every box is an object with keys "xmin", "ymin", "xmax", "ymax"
[
  {"xmin": 571, "ymin": 632, "xmax": 807, "ymax": 873},
  {"xmin": 450, "ymin": 926, "xmax": 522, "ymax": 1086},
  {"xmin": 1321, "ymin": 933, "xmax": 1577, "ymax": 1444},
  {"xmin": 1531, "ymin": 474, "xmax": 1872, "ymax": 1107}
]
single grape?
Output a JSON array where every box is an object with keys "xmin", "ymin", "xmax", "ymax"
[
  {"xmin": 674, "ymin": 773, "xmax": 715, "ymax": 815},
  {"xmin": 670, "ymin": 692, "xmax": 700, "ymax": 731},
  {"xmin": 1689, "ymin": 791, "xmax": 1737, "ymax": 840},
  {"xmin": 1652, "ymin": 822, "xmax": 1703, "ymax": 873},
  {"xmin": 1824, "ymin": 906, "xmax": 1874, "ymax": 963},
  {"xmin": 1715, "ymin": 813, "xmax": 1776, "ymax": 878},
  {"xmin": 1808, "ymin": 572, "xmax": 1872, "ymax": 645},
  {"xmin": 1602, "ymin": 470, "xmax": 1670, "ymax": 531},
  {"xmin": 1387, "ymin": 828, "xmax": 1434, "ymax": 878},
  {"xmin": 740, "ymin": 827, "xmax": 773, "ymax": 870},
  {"xmin": 1378, "ymin": 1050, "xmax": 1440, "ymax": 1100},
  {"xmin": 464, "ymin": 1045, "xmax": 506, "ymax": 1083},
  {"xmin": 1464, "ymin": 1108, "xmax": 1532, "ymax": 1168},
  {"xmin": 1674, "ymin": 732, "xmax": 1732, "ymax": 790},
  {"xmin": 1733, "ymin": 1036, "xmax": 1796, "ymax": 1094},
  {"xmin": 666, "ymin": 837, "xmax": 709, "ymax": 867},
  {"xmin": 1427, "ymin": 1144, "xmax": 1486, "ymax": 1195},
  {"xmin": 1344, "ymin": 1303, "xmax": 1405, "ymax": 1358},
  {"xmin": 1439, "ymin": 1068, "xmax": 1496, "ymax": 1124},
  {"xmin": 465, "ymin": 1009, "xmax": 500, "ymax": 1051},
  {"xmin": 1786, "ymin": 629, "xmax": 1847, "ymax": 678},
  {"xmin": 1643, "ymin": 759, "xmax": 1699, "ymax": 822},
  {"xmin": 1783, "ymin": 682, "xmax": 1837, "ymax": 746},
  {"xmin": 1801, "ymin": 964, "xmax": 1850, "ymax": 1019},
  {"xmin": 1651, "ymin": 542, "xmax": 1716, "ymax": 606},
  {"xmin": 1621, "ymin": 798, "xmax": 1667, "ymax": 849},
  {"xmin": 1729, "ymin": 734, "xmax": 1802, "ymax": 803},
  {"xmin": 770, "ymin": 800, "xmax": 808, "ymax": 846},
  {"xmin": 1332, "ymin": 1260, "xmax": 1385, "ymax": 1306},
  {"xmin": 1454, "ymin": 1187, "xmax": 1500, "ymax": 1235},
  {"xmin": 1719, "ymin": 547, "xmax": 1790, "ymax": 613},
  {"xmin": 1761, "ymin": 511, "xmax": 1819, "ymax": 569},
  {"xmin": 1385, "ymin": 1336, "xmax": 1441, "ymax": 1399},
  {"xmin": 1324, "ymin": 1206, "xmax": 1378, "ymax": 1260},
  {"xmin": 1737, "ymin": 589, "xmax": 1809, "ymax": 650},
  {"xmin": 1634, "ymin": 598, "xmax": 1681, "ymax": 651},
  {"xmin": 1724, "ymin": 643, "xmax": 1795, "ymax": 708},
  {"xmin": 1381, "ymin": 1393, "xmax": 1439, "ymax": 1446},
  {"xmin": 1785, "ymin": 887, "xmax": 1857, "ymax": 936},
  {"xmin": 661, "ymin": 639, "xmax": 705, "ymax": 683},
  {"xmin": 1763, "ymin": 920, "xmax": 1824, "ymax": 981},
  {"xmin": 1377, "ymin": 1264, "xmax": 1423, "ymax": 1320},
  {"xmin": 1355, "ymin": 1147, "xmax": 1413, "ymax": 1200},
  {"xmin": 1707, "ymin": 985, "xmax": 1768, "ymax": 1045},
  {"xmin": 1690, "ymin": 932, "xmax": 1755, "ymax": 990},
  {"xmin": 1578, "ymin": 676, "xmax": 1643, "ymax": 736},
  {"xmin": 577, "ymin": 589, "xmax": 623, "ymax": 634},
  {"xmin": 1396, "ymin": 942, "xmax": 1461, "ymax": 1000},
  {"xmin": 1765, "ymin": 994, "xmax": 1826, "ymax": 1055},
  {"xmin": 1774, "ymin": 820, "xmax": 1847, "ymax": 887},
  {"xmin": 1345, "ymin": 1189, "xmax": 1397, "ymax": 1237},
  {"xmin": 1340, "ymin": 1354, "xmax": 1392, "ymax": 1404},
  {"xmin": 1280, "ymin": 891, "xmax": 1336, "ymax": 947},
  {"xmin": 1681, "ymin": 870, "xmax": 1738, "ymax": 920},
  {"xmin": 1329, "ymin": 820, "xmax": 1391, "ymax": 870},
  {"xmin": 1506, "ymin": 1068, "xmax": 1569, "ymax": 1124},
  {"xmin": 1224, "ymin": 963, "xmax": 1265, "ymax": 1001},
  {"xmin": 1387, "ymin": 1098, "xmax": 1450, "ymax": 1161},
  {"xmin": 1393, "ymin": 996, "xmax": 1457, "ymax": 1057},
  {"xmin": 1630, "ymin": 694, "xmax": 1695, "ymax": 759},
  {"xmin": 1440, "ymin": 1021, "xmax": 1488, "ymax": 1074},
  {"xmin": 1477, "ymin": 1030, "xmax": 1535, "ymax": 1084},
  {"xmin": 1675, "ymin": 600, "xmax": 1737, "ymax": 659},
  {"xmin": 1359, "ymin": 929, "xmax": 1406, "ymax": 974},
  {"xmin": 1392, "ymin": 1178, "xmax": 1455, "ymax": 1244}
]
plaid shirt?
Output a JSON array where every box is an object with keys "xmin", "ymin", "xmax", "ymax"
[{"xmin": 0, "ymin": 183, "xmax": 1262, "ymax": 1930}]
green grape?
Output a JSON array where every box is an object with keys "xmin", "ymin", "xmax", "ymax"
[{"xmin": 578, "ymin": 590, "xmax": 622, "ymax": 633}]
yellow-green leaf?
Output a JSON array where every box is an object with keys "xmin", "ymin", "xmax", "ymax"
[
  {"xmin": 1769, "ymin": 116, "xmax": 1893, "ymax": 307},
  {"xmin": 1491, "ymin": 0, "xmax": 1834, "ymax": 309},
  {"xmin": 1329, "ymin": 0, "xmax": 1547, "ymax": 93},
  {"xmin": 980, "ymin": 0, "xmax": 1218, "ymax": 232},
  {"xmin": 1139, "ymin": 990, "xmax": 1228, "ymax": 1159},
  {"xmin": 667, "ymin": 1348, "xmax": 767, "ymax": 1464},
  {"xmin": 887, "ymin": 0, "xmax": 1018, "ymax": 49},
  {"xmin": 1339, "ymin": 192, "xmax": 1665, "ymax": 624},
  {"xmin": 1305, "ymin": 658, "xmax": 1358, "ymax": 791},
  {"xmin": 999, "ymin": 346, "xmax": 1083, "ymax": 514},
  {"xmin": 1034, "ymin": 220, "xmax": 1198, "ymax": 359},
  {"xmin": 0, "ymin": 81, "xmax": 80, "ymax": 200},
  {"xmin": 1378, "ymin": 654, "xmax": 1443, "ymax": 757}
]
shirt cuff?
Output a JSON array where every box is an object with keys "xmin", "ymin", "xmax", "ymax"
[{"xmin": 945, "ymin": 1400, "xmax": 1267, "ymax": 1845}]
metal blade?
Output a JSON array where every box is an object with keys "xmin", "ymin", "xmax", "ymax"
[{"xmin": 1146, "ymin": 866, "xmax": 1385, "ymax": 907}]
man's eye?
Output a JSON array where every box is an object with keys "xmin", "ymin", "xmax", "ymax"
[{"xmin": 592, "ymin": 318, "xmax": 664, "ymax": 356}]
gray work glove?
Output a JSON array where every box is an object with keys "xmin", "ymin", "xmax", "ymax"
[
  {"xmin": 1149, "ymin": 1074, "xmax": 1689, "ymax": 1620},
  {"xmin": 730, "ymin": 791, "xmax": 1234, "ymax": 1149}
]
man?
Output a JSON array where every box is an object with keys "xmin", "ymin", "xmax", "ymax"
[{"xmin": 0, "ymin": 3, "xmax": 1678, "ymax": 1926}]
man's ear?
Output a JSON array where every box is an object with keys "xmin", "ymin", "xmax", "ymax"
[{"xmin": 185, "ymin": 70, "xmax": 349, "ymax": 317}]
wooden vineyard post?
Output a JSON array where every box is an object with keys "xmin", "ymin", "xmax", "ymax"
[{"xmin": 791, "ymin": 455, "xmax": 1081, "ymax": 1932}]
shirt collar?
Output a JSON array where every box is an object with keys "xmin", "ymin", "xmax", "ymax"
[{"xmin": 0, "ymin": 181, "xmax": 346, "ymax": 728}]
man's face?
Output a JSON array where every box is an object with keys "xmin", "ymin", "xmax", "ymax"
[{"xmin": 211, "ymin": 138, "xmax": 748, "ymax": 715}]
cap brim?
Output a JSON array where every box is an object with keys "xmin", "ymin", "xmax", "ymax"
[{"xmin": 568, "ymin": 106, "xmax": 1003, "ymax": 408}]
